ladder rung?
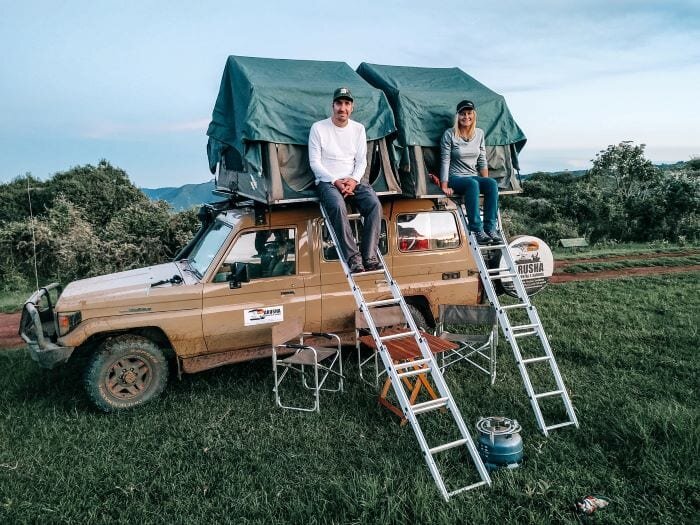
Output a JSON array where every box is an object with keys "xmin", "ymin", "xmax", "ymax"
[
  {"xmin": 521, "ymin": 355, "xmax": 552, "ymax": 364},
  {"xmin": 487, "ymin": 267, "xmax": 510, "ymax": 274},
  {"xmin": 512, "ymin": 323, "xmax": 539, "ymax": 331},
  {"xmin": 429, "ymin": 438, "xmax": 469, "ymax": 455},
  {"xmin": 545, "ymin": 421, "xmax": 577, "ymax": 431},
  {"xmin": 411, "ymin": 397, "xmax": 449, "ymax": 414},
  {"xmin": 347, "ymin": 213, "xmax": 361, "ymax": 219},
  {"xmin": 501, "ymin": 303, "xmax": 528, "ymax": 310},
  {"xmin": 393, "ymin": 358, "xmax": 430, "ymax": 370},
  {"xmin": 489, "ymin": 272, "xmax": 516, "ymax": 279},
  {"xmin": 535, "ymin": 389, "xmax": 564, "ymax": 399},
  {"xmin": 365, "ymin": 298, "xmax": 401, "ymax": 308},
  {"xmin": 397, "ymin": 367, "xmax": 431, "ymax": 378},
  {"xmin": 514, "ymin": 330, "xmax": 538, "ymax": 338},
  {"xmin": 477, "ymin": 244, "xmax": 503, "ymax": 251},
  {"xmin": 362, "ymin": 268, "xmax": 385, "ymax": 275},
  {"xmin": 380, "ymin": 330, "xmax": 416, "ymax": 342},
  {"xmin": 447, "ymin": 481, "xmax": 489, "ymax": 497}
]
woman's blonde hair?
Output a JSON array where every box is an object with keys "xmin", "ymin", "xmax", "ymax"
[{"xmin": 453, "ymin": 109, "xmax": 477, "ymax": 140}]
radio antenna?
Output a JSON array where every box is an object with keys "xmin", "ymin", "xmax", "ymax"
[{"xmin": 26, "ymin": 176, "xmax": 40, "ymax": 290}]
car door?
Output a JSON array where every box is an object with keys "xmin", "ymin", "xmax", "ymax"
[
  {"xmin": 201, "ymin": 227, "xmax": 305, "ymax": 353},
  {"xmin": 318, "ymin": 216, "xmax": 391, "ymax": 333}
]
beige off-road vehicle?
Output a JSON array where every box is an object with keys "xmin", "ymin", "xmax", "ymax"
[
  {"xmin": 21, "ymin": 56, "xmax": 542, "ymax": 412},
  {"xmin": 20, "ymin": 197, "xmax": 495, "ymax": 411}
]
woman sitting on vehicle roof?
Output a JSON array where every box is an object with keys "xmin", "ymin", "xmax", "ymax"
[{"xmin": 437, "ymin": 100, "xmax": 502, "ymax": 246}]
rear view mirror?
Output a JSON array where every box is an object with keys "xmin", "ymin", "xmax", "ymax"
[{"xmin": 229, "ymin": 262, "xmax": 250, "ymax": 289}]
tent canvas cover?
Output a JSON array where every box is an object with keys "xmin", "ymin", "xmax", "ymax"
[
  {"xmin": 357, "ymin": 63, "xmax": 527, "ymax": 196},
  {"xmin": 207, "ymin": 56, "xmax": 400, "ymax": 203}
]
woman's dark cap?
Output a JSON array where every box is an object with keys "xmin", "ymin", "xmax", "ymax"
[{"xmin": 456, "ymin": 100, "xmax": 475, "ymax": 112}]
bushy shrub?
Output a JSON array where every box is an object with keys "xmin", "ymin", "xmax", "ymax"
[
  {"xmin": 0, "ymin": 163, "xmax": 200, "ymax": 289},
  {"xmin": 502, "ymin": 145, "xmax": 699, "ymax": 245}
]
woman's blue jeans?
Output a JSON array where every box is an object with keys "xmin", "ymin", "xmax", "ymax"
[{"xmin": 448, "ymin": 175, "xmax": 499, "ymax": 232}]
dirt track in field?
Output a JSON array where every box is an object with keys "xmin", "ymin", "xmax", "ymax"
[
  {"xmin": 0, "ymin": 313, "xmax": 22, "ymax": 349},
  {"xmin": 2, "ymin": 256, "xmax": 698, "ymax": 348}
]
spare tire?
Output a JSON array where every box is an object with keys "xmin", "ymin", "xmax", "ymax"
[{"xmin": 498, "ymin": 235, "xmax": 554, "ymax": 297}]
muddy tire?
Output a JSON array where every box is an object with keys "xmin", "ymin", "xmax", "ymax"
[
  {"xmin": 407, "ymin": 304, "xmax": 429, "ymax": 331},
  {"xmin": 84, "ymin": 335, "xmax": 168, "ymax": 412}
]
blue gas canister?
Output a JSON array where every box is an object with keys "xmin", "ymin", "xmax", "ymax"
[{"xmin": 476, "ymin": 416, "xmax": 523, "ymax": 471}]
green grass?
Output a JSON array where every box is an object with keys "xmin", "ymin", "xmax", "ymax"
[
  {"xmin": 561, "ymin": 254, "xmax": 700, "ymax": 273},
  {"xmin": 1, "ymin": 274, "xmax": 699, "ymax": 523},
  {"xmin": 0, "ymin": 287, "xmax": 33, "ymax": 314},
  {"xmin": 553, "ymin": 241, "xmax": 700, "ymax": 261}
]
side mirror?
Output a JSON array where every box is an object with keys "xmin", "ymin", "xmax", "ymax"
[{"xmin": 229, "ymin": 262, "xmax": 250, "ymax": 289}]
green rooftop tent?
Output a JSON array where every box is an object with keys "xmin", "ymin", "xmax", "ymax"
[
  {"xmin": 207, "ymin": 56, "xmax": 400, "ymax": 204},
  {"xmin": 356, "ymin": 63, "xmax": 527, "ymax": 197}
]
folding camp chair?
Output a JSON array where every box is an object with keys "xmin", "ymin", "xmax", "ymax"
[
  {"xmin": 272, "ymin": 318, "xmax": 343, "ymax": 412},
  {"xmin": 435, "ymin": 304, "xmax": 498, "ymax": 384}
]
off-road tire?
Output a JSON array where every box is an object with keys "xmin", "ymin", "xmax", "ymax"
[
  {"xmin": 84, "ymin": 335, "xmax": 168, "ymax": 412},
  {"xmin": 406, "ymin": 304, "xmax": 429, "ymax": 331}
]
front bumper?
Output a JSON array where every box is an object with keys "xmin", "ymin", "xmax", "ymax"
[{"xmin": 19, "ymin": 284, "xmax": 75, "ymax": 369}]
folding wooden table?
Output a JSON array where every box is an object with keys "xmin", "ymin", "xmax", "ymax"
[{"xmin": 359, "ymin": 329, "xmax": 458, "ymax": 425}]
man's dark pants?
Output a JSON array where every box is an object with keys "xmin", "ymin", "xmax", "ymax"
[{"xmin": 316, "ymin": 181, "xmax": 381, "ymax": 266}]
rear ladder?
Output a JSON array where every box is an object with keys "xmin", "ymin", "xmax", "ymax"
[{"xmin": 453, "ymin": 201, "xmax": 578, "ymax": 436}]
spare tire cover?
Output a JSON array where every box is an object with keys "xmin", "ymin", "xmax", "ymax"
[{"xmin": 500, "ymin": 235, "xmax": 553, "ymax": 297}]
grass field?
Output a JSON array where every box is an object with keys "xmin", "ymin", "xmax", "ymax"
[
  {"xmin": 1, "ymin": 273, "xmax": 699, "ymax": 524},
  {"xmin": 552, "ymin": 241, "xmax": 699, "ymax": 260},
  {"xmin": 560, "ymin": 254, "xmax": 700, "ymax": 273}
]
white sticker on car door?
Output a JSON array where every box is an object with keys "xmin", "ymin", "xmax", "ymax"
[{"xmin": 244, "ymin": 306, "xmax": 284, "ymax": 326}]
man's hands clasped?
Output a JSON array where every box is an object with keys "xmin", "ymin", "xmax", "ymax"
[{"xmin": 334, "ymin": 177, "xmax": 358, "ymax": 198}]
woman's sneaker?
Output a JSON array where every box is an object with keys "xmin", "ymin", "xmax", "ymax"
[
  {"xmin": 486, "ymin": 230, "xmax": 504, "ymax": 244},
  {"xmin": 473, "ymin": 231, "xmax": 493, "ymax": 245}
]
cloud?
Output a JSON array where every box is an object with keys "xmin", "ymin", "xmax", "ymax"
[{"xmin": 83, "ymin": 118, "xmax": 210, "ymax": 139}]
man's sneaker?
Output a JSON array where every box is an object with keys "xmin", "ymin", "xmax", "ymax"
[
  {"xmin": 363, "ymin": 259, "xmax": 383, "ymax": 272},
  {"xmin": 473, "ymin": 231, "xmax": 493, "ymax": 245},
  {"xmin": 348, "ymin": 259, "xmax": 365, "ymax": 274},
  {"xmin": 486, "ymin": 230, "xmax": 504, "ymax": 244}
]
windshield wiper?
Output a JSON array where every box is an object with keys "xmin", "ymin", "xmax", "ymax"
[
  {"xmin": 181, "ymin": 259, "xmax": 203, "ymax": 280},
  {"xmin": 151, "ymin": 275, "xmax": 184, "ymax": 288}
]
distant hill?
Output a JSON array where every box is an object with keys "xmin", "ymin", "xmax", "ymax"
[
  {"xmin": 141, "ymin": 180, "xmax": 215, "ymax": 211},
  {"xmin": 519, "ymin": 169, "xmax": 587, "ymax": 180}
]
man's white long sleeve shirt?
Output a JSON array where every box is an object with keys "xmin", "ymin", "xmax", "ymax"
[{"xmin": 308, "ymin": 118, "xmax": 367, "ymax": 184}]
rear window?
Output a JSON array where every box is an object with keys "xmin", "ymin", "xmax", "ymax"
[{"xmin": 397, "ymin": 212, "xmax": 460, "ymax": 252}]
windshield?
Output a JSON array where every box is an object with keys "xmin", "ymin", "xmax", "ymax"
[{"xmin": 187, "ymin": 220, "xmax": 233, "ymax": 278}]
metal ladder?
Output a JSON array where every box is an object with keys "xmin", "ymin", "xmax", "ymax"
[
  {"xmin": 319, "ymin": 204, "xmax": 491, "ymax": 501},
  {"xmin": 453, "ymin": 201, "xmax": 579, "ymax": 436}
]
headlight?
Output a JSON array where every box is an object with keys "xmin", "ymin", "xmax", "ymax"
[{"xmin": 57, "ymin": 311, "xmax": 82, "ymax": 336}]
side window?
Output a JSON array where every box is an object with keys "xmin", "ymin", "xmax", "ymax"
[
  {"xmin": 212, "ymin": 228, "xmax": 296, "ymax": 283},
  {"xmin": 322, "ymin": 219, "xmax": 388, "ymax": 261},
  {"xmin": 397, "ymin": 212, "xmax": 460, "ymax": 252}
]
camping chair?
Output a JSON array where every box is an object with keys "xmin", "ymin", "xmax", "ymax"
[
  {"xmin": 272, "ymin": 318, "xmax": 343, "ymax": 413},
  {"xmin": 435, "ymin": 304, "xmax": 498, "ymax": 384}
]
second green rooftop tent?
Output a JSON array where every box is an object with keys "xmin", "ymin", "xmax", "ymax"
[
  {"xmin": 357, "ymin": 63, "xmax": 527, "ymax": 197},
  {"xmin": 207, "ymin": 56, "xmax": 400, "ymax": 203}
]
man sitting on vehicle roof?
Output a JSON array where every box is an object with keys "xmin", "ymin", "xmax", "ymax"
[{"xmin": 308, "ymin": 87, "xmax": 382, "ymax": 274}]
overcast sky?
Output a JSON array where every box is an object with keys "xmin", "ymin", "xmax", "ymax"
[{"xmin": 1, "ymin": 0, "xmax": 698, "ymax": 188}]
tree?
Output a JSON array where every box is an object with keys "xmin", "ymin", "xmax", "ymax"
[{"xmin": 588, "ymin": 142, "xmax": 661, "ymax": 200}]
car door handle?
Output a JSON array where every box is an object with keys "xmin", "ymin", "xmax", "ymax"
[{"xmin": 281, "ymin": 290, "xmax": 295, "ymax": 295}]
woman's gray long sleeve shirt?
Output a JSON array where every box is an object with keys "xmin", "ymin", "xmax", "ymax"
[{"xmin": 439, "ymin": 128, "xmax": 487, "ymax": 183}]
